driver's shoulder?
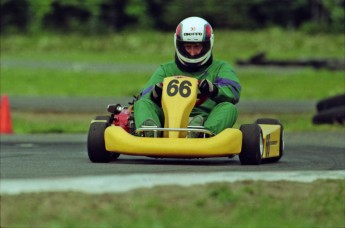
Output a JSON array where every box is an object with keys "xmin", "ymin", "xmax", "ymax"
[
  {"xmin": 158, "ymin": 61, "xmax": 181, "ymax": 75},
  {"xmin": 210, "ymin": 59, "xmax": 236, "ymax": 72},
  {"xmin": 212, "ymin": 59, "xmax": 231, "ymax": 66},
  {"xmin": 159, "ymin": 60, "xmax": 176, "ymax": 68}
]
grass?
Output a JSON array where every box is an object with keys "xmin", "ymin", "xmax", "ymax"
[
  {"xmin": 1, "ymin": 180, "xmax": 344, "ymax": 227},
  {"xmin": 1, "ymin": 29, "xmax": 344, "ymax": 133},
  {"xmin": 1, "ymin": 67, "xmax": 344, "ymax": 99},
  {"xmin": 11, "ymin": 111, "xmax": 344, "ymax": 134},
  {"xmin": 11, "ymin": 112, "xmax": 92, "ymax": 134},
  {"xmin": 1, "ymin": 68, "xmax": 148, "ymax": 97},
  {"xmin": 1, "ymin": 29, "xmax": 344, "ymax": 62}
]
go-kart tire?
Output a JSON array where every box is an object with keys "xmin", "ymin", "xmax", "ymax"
[
  {"xmin": 239, "ymin": 124, "xmax": 263, "ymax": 165},
  {"xmin": 255, "ymin": 118, "xmax": 284, "ymax": 163},
  {"xmin": 95, "ymin": 116, "xmax": 112, "ymax": 123},
  {"xmin": 87, "ymin": 117, "xmax": 119, "ymax": 163}
]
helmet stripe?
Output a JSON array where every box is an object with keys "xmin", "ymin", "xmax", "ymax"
[{"xmin": 176, "ymin": 24, "xmax": 182, "ymax": 39}]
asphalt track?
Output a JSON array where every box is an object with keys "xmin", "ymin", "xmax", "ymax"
[{"xmin": 1, "ymin": 131, "xmax": 344, "ymax": 194}]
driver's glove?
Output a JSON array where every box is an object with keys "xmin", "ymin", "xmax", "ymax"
[
  {"xmin": 199, "ymin": 79, "xmax": 218, "ymax": 98},
  {"xmin": 151, "ymin": 82, "xmax": 163, "ymax": 104}
]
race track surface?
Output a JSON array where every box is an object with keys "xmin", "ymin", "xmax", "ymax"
[
  {"xmin": 1, "ymin": 131, "xmax": 345, "ymax": 194},
  {"xmin": 1, "ymin": 132, "xmax": 344, "ymax": 179}
]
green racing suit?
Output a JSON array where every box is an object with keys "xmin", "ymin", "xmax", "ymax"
[{"xmin": 134, "ymin": 59, "xmax": 241, "ymax": 134}]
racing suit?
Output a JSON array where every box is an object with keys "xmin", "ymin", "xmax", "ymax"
[{"xmin": 134, "ymin": 58, "xmax": 241, "ymax": 134}]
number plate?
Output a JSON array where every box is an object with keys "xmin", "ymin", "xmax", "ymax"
[{"xmin": 162, "ymin": 76, "xmax": 198, "ymax": 138}]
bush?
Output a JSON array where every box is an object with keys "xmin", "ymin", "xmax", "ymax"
[{"xmin": 0, "ymin": 0, "xmax": 343, "ymax": 34}]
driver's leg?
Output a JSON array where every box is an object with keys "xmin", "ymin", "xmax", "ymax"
[
  {"xmin": 134, "ymin": 98, "xmax": 164, "ymax": 129},
  {"xmin": 204, "ymin": 102, "xmax": 238, "ymax": 134}
]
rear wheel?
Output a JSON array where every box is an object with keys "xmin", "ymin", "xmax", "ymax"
[
  {"xmin": 255, "ymin": 118, "xmax": 284, "ymax": 163},
  {"xmin": 239, "ymin": 124, "xmax": 263, "ymax": 165},
  {"xmin": 87, "ymin": 116, "xmax": 119, "ymax": 163},
  {"xmin": 95, "ymin": 116, "xmax": 112, "ymax": 123}
]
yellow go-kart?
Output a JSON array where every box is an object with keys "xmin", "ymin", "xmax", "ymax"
[{"xmin": 87, "ymin": 76, "xmax": 284, "ymax": 165}]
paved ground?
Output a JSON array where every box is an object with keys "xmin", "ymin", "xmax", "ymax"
[{"xmin": 1, "ymin": 131, "xmax": 344, "ymax": 194}]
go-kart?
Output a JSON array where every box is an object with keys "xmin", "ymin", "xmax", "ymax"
[{"xmin": 87, "ymin": 76, "xmax": 284, "ymax": 165}]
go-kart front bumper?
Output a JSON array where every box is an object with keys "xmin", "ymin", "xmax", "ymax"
[{"xmin": 104, "ymin": 126, "xmax": 242, "ymax": 158}]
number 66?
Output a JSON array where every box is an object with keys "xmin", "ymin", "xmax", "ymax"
[{"xmin": 166, "ymin": 79, "xmax": 192, "ymax": 98}]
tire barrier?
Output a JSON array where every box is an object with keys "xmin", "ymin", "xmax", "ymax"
[
  {"xmin": 237, "ymin": 52, "xmax": 345, "ymax": 71},
  {"xmin": 313, "ymin": 94, "xmax": 345, "ymax": 125}
]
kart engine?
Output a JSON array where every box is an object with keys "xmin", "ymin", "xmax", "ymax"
[{"xmin": 108, "ymin": 104, "xmax": 134, "ymax": 133}]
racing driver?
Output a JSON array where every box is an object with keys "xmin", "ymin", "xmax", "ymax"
[{"xmin": 134, "ymin": 16, "xmax": 241, "ymax": 137}]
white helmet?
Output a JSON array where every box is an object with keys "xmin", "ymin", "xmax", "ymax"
[{"xmin": 174, "ymin": 17, "xmax": 214, "ymax": 67}]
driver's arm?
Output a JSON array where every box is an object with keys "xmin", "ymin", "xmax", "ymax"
[
  {"xmin": 213, "ymin": 62, "xmax": 241, "ymax": 104},
  {"xmin": 140, "ymin": 66, "xmax": 166, "ymax": 99}
]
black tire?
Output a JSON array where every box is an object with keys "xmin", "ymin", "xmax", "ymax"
[
  {"xmin": 316, "ymin": 94, "xmax": 345, "ymax": 112},
  {"xmin": 95, "ymin": 116, "xmax": 112, "ymax": 123},
  {"xmin": 87, "ymin": 116, "xmax": 119, "ymax": 163},
  {"xmin": 239, "ymin": 124, "xmax": 263, "ymax": 165},
  {"xmin": 255, "ymin": 118, "xmax": 281, "ymax": 125},
  {"xmin": 255, "ymin": 118, "xmax": 284, "ymax": 163},
  {"xmin": 313, "ymin": 106, "xmax": 345, "ymax": 124}
]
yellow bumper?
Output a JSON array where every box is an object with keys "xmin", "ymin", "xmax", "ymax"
[
  {"xmin": 105, "ymin": 126, "xmax": 242, "ymax": 158},
  {"xmin": 259, "ymin": 124, "xmax": 282, "ymax": 159}
]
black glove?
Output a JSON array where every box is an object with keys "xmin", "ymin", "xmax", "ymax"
[
  {"xmin": 151, "ymin": 82, "xmax": 163, "ymax": 103},
  {"xmin": 199, "ymin": 79, "xmax": 218, "ymax": 98}
]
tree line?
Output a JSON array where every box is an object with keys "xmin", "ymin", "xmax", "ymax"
[{"xmin": 1, "ymin": 0, "xmax": 344, "ymax": 34}]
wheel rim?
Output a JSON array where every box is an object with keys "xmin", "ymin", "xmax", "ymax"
[{"xmin": 259, "ymin": 132, "xmax": 264, "ymax": 157}]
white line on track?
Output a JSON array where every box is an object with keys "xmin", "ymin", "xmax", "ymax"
[{"xmin": 1, "ymin": 171, "xmax": 344, "ymax": 195}]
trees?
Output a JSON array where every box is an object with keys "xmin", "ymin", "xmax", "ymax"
[{"xmin": 1, "ymin": 0, "xmax": 343, "ymax": 34}]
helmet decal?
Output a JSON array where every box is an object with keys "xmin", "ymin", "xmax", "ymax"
[
  {"xmin": 204, "ymin": 24, "xmax": 212, "ymax": 41},
  {"xmin": 176, "ymin": 24, "xmax": 182, "ymax": 40}
]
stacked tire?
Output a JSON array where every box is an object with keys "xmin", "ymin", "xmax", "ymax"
[{"xmin": 313, "ymin": 94, "xmax": 345, "ymax": 125}]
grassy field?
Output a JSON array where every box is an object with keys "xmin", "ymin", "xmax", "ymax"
[
  {"xmin": 1, "ymin": 66, "xmax": 344, "ymax": 99},
  {"xmin": 1, "ymin": 29, "xmax": 344, "ymax": 133},
  {"xmin": 2, "ymin": 29, "xmax": 344, "ymax": 63},
  {"xmin": 1, "ymin": 180, "xmax": 344, "ymax": 227},
  {"xmin": 9, "ymin": 111, "xmax": 343, "ymax": 134}
]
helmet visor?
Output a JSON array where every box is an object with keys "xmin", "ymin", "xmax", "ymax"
[{"xmin": 176, "ymin": 40, "xmax": 211, "ymax": 60}]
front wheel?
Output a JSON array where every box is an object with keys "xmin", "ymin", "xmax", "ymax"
[
  {"xmin": 87, "ymin": 117, "xmax": 119, "ymax": 163},
  {"xmin": 239, "ymin": 124, "xmax": 263, "ymax": 165}
]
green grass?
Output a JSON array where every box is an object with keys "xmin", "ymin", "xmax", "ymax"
[
  {"xmin": 11, "ymin": 112, "xmax": 93, "ymax": 134},
  {"xmin": 11, "ymin": 111, "xmax": 344, "ymax": 134},
  {"xmin": 2, "ymin": 29, "xmax": 344, "ymax": 62},
  {"xmin": 1, "ymin": 68, "xmax": 148, "ymax": 97},
  {"xmin": 1, "ymin": 67, "xmax": 344, "ymax": 99},
  {"xmin": 1, "ymin": 180, "xmax": 344, "ymax": 227},
  {"xmin": 1, "ymin": 30, "xmax": 344, "ymax": 133}
]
